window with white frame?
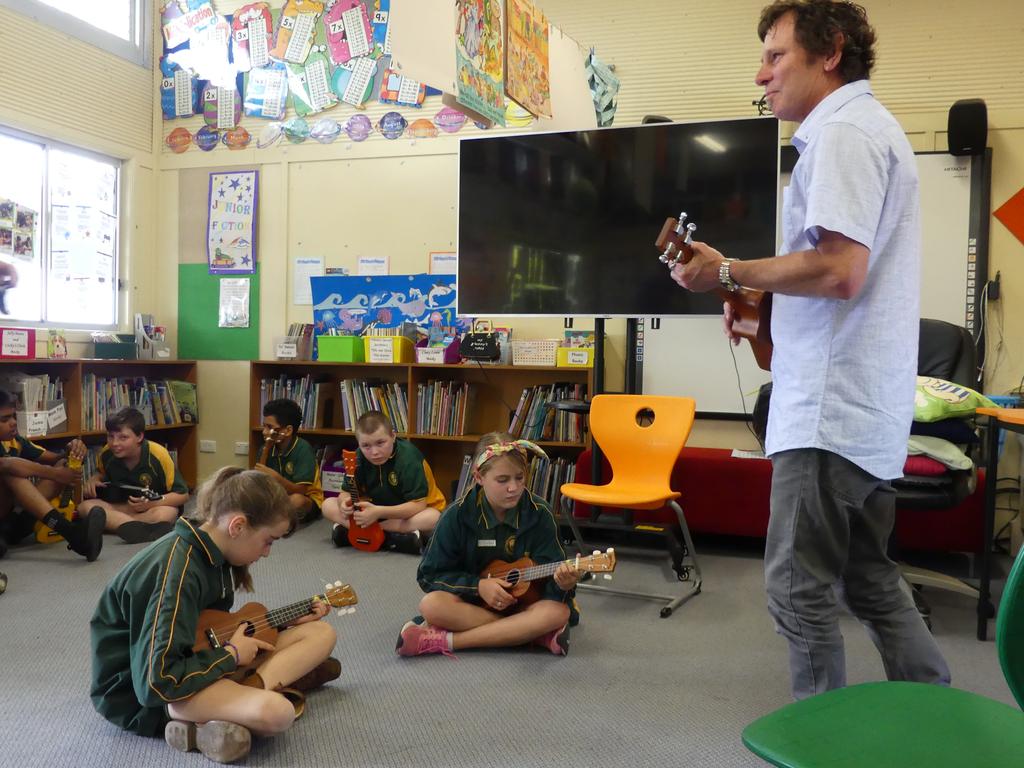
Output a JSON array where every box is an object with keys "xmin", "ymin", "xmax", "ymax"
[
  {"xmin": 0, "ymin": 0, "xmax": 148, "ymax": 66},
  {"xmin": 0, "ymin": 130, "xmax": 120, "ymax": 329}
]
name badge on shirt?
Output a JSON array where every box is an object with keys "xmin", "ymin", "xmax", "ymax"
[{"xmin": 478, "ymin": 539, "xmax": 496, "ymax": 547}]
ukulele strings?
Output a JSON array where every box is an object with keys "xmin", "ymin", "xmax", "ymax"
[
  {"xmin": 506, "ymin": 555, "xmax": 598, "ymax": 583},
  {"xmin": 205, "ymin": 589, "xmax": 346, "ymax": 643}
]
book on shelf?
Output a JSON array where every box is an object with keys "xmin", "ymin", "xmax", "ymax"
[
  {"xmin": 526, "ymin": 454, "xmax": 577, "ymax": 517},
  {"xmin": 416, "ymin": 380, "xmax": 474, "ymax": 436},
  {"xmin": 508, "ymin": 382, "xmax": 587, "ymax": 442},
  {"xmin": 167, "ymin": 380, "xmax": 198, "ymax": 424},
  {"xmin": 259, "ymin": 374, "xmax": 328, "ymax": 429},
  {"xmin": 338, "ymin": 379, "xmax": 408, "ymax": 433},
  {"xmin": 454, "ymin": 453, "xmax": 473, "ymax": 500},
  {"xmin": 80, "ymin": 375, "xmax": 199, "ymax": 431}
]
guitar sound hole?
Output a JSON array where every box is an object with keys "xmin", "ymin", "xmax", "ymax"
[
  {"xmin": 506, "ymin": 570, "xmax": 521, "ymax": 586},
  {"xmin": 243, "ymin": 622, "xmax": 255, "ymax": 638}
]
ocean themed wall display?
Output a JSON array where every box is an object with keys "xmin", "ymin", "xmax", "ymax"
[
  {"xmin": 270, "ymin": 0, "xmax": 324, "ymax": 64},
  {"xmin": 231, "ymin": 2, "xmax": 274, "ymax": 71},
  {"xmin": 311, "ymin": 273, "xmax": 460, "ymax": 336},
  {"xmin": 207, "ymin": 170, "xmax": 258, "ymax": 274}
]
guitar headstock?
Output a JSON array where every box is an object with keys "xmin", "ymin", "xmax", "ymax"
[
  {"xmin": 322, "ymin": 580, "xmax": 358, "ymax": 616},
  {"xmin": 655, "ymin": 211, "xmax": 697, "ymax": 268},
  {"xmin": 580, "ymin": 548, "xmax": 617, "ymax": 574}
]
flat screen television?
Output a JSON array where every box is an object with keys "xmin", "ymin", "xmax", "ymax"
[{"xmin": 457, "ymin": 117, "xmax": 779, "ymax": 317}]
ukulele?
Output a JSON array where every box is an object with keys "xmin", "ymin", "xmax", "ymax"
[
  {"xmin": 256, "ymin": 431, "xmax": 274, "ymax": 468},
  {"xmin": 482, "ymin": 549, "xmax": 617, "ymax": 608},
  {"xmin": 342, "ymin": 449, "xmax": 386, "ymax": 552},
  {"xmin": 656, "ymin": 212, "xmax": 773, "ymax": 371},
  {"xmin": 194, "ymin": 580, "xmax": 358, "ymax": 652},
  {"xmin": 35, "ymin": 452, "xmax": 82, "ymax": 544}
]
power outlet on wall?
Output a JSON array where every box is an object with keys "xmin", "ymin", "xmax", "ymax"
[
  {"xmin": 234, "ymin": 441, "xmax": 249, "ymax": 455},
  {"xmin": 200, "ymin": 440, "xmax": 217, "ymax": 453}
]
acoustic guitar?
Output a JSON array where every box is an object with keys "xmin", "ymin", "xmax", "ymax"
[
  {"xmin": 35, "ymin": 453, "xmax": 82, "ymax": 544},
  {"xmin": 656, "ymin": 212, "xmax": 773, "ymax": 371},
  {"xmin": 342, "ymin": 449, "xmax": 386, "ymax": 552},
  {"xmin": 194, "ymin": 580, "xmax": 358, "ymax": 652},
  {"xmin": 482, "ymin": 549, "xmax": 617, "ymax": 608}
]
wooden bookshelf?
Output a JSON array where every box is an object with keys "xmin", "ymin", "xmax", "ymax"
[
  {"xmin": 0, "ymin": 358, "xmax": 199, "ymax": 489},
  {"xmin": 250, "ymin": 359, "xmax": 593, "ymax": 497}
]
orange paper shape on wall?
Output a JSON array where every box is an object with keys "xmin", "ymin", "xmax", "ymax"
[{"xmin": 994, "ymin": 186, "xmax": 1024, "ymax": 247}]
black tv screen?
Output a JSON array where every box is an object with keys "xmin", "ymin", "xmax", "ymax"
[{"xmin": 457, "ymin": 118, "xmax": 779, "ymax": 317}]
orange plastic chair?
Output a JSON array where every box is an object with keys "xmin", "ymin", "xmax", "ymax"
[{"xmin": 560, "ymin": 394, "xmax": 702, "ymax": 617}]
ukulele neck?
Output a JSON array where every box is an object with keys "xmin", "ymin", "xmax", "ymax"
[{"xmin": 265, "ymin": 595, "xmax": 321, "ymax": 629}]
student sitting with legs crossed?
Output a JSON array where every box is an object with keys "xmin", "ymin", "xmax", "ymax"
[
  {"xmin": 253, "ymin": 398, "xmax": 323, "ymax": 526},
  {"xmin": 397, "ymin": 432, "xmax": 579, "ymax": 657},
  {"xmin": 82, "ymin": 407, "xmax": 189, "ymax": 544},
  {"xmin": 323, "ymin": 410, "xmax": 445, "ymax": 554},
  {"xmin": 90, "ymin": 468, "xmax": 340, "ymax": 764}
]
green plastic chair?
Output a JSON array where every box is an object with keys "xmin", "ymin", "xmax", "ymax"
[{"xmin": 742, "ymin": 545, "xmax": 1024, "ymax": 767}]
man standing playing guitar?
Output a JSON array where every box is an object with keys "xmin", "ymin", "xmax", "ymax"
[{"xmin": 668, "ymin": 0, "xmax": 948, "ymax": 700}]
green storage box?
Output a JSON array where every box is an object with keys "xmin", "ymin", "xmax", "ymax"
[
  {"xmin": 93, "ymin": 334, "xmax": 138, "ymax": 359},
  {"xmin": 318, "ymin": 335, "xmax": 364, "ymax": 362}
]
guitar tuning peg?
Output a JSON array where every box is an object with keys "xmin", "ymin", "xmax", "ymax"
[
  {"xmin": 334, "ymin": 580, "xmax": 343, "ymax": 587},
  {"xmin": 592, "ymin": 550, "xmax": 600, "ymax": 556},
  {"xmin": 325, "ymin": 584, "xmax": 333, "ymax": 591},
  {"xmin": 603, "ymin": 574, "xmax": 613, "ymax": 580}
]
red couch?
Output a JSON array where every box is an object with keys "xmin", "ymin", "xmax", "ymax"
[{"xmin": 571, "ymin": 446, "xmax": 985, "ymax": 554}]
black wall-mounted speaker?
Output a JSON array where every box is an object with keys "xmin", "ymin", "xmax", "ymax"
[{"xmin": 948, "ymin": 99, "xmax": 987, "ymax": 156}]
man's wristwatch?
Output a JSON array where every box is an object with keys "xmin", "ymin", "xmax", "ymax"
[{"xmin": 718, "ymin": 258, "xmax": 740, "ymax": 292}]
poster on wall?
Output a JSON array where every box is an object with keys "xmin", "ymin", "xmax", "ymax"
[
  {"xmin": 207, "ymin": 170, "xmax": 258, "ymax": 274},
  {"xmin": 455, "ymin": 0, "xmax": 506, "ymax": 126},
  {"xmin": 310, "ymin": 273, "xmax": 466, "ymax": 336},
  {"xmin": 505, "ymin": 0, "xmax": 550, "ymax": 118}
]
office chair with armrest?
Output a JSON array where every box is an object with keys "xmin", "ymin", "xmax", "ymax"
[
  {"xmin": 559, "ymin": 394, "xmax": 702, "ymax": 617},
  {"xmin": 741, "ymin": 540, "xmax": 1024, "ymax": 767},
  {"xmin": 893, "ymin": 319, "xmax": 982, "ymax": 608}
]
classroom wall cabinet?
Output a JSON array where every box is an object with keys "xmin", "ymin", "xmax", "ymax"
[
  {"xmin": 249, "ymin": 360, "xmax": 593, "ymax": 498},
  {"xmin": 0, "ymin": 359, "xmax": 199, "ymax": 489}
]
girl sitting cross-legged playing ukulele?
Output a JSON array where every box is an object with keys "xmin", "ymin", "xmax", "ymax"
[
  {"xmin": 90, "ymin": 467, "xmax": 340, "ymax": 764},
  {"xmin": 396, "ymin": 432, "xmax": 580, "ymax": 658}
]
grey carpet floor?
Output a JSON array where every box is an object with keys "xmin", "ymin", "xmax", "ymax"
[{"xmin": 0, "ymin": 519, "xmax": 1013, "ymax": 768}]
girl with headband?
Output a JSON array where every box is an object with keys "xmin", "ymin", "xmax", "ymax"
[{"xmin": 396, "ymin": 432, "xmax": 580, "ymax": 657}]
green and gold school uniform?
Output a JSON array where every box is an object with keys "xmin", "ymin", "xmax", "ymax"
[
  {"xmin": 355, "ymin": 438, "xmax": 445, "ymax": 510},
  {"xmin": 417, "ymin": 485, "xmax": 578, "ymax": 624},
  {"xmin": 266, "ymin": 435, "xmax": 323, "ymax": 510},
  {"xmin": 90, "ymin": 518, "xmax": 237, "ymax": 736},
  {"xmin": 0, "ymin": 435, "xmax": 46, "ymax": 461},
  {"xmin": 96, "ymin": 439, "xmax": 188, "ymax": 496}
]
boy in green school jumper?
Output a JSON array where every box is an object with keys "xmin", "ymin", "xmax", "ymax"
[
  {"xmin": 83, "ymin": 407, "xmax": 189, "ymax": 544},
  {"xmin": 322, "ymin": 410, "xmax": 445, "ymax": 554},
  {"xmin": 0, "ymin": 389, "xmax": 105, "ymax": 561},
  {"xmin": 255, "ymin": 398, "xmax": 323, "ymax": 525}
]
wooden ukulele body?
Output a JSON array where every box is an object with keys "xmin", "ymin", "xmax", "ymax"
[
  {"xmin": 341, "ymin": 449, "xmax": 386, "ymax": 552},
  {"xmin": 194, "ymin": 601, "xmax": 279, "ymax": 651},
  {"xmin": 482, "ymin": 557, "xmax": 543, "ymax": 607}
]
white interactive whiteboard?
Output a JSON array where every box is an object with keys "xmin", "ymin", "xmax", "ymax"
[{"xmin": 638, "ymin": 150, "xmax": 991, "ymax": 416}]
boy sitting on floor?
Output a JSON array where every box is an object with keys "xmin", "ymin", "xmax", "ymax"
[
  {"xmin": 82, "ymin": 407, "xmax": 189, "ymax": 544},
  {"xmin": 0, "ymin": 389, "xmax": 105, "ymax": 561},
  {"xmin": 254, "ymin": 398, "xmax": 323, "ymax": 526},
  {"xmin": 323, "ymin": 410, "xmax": 445, "ymax": 554}
]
